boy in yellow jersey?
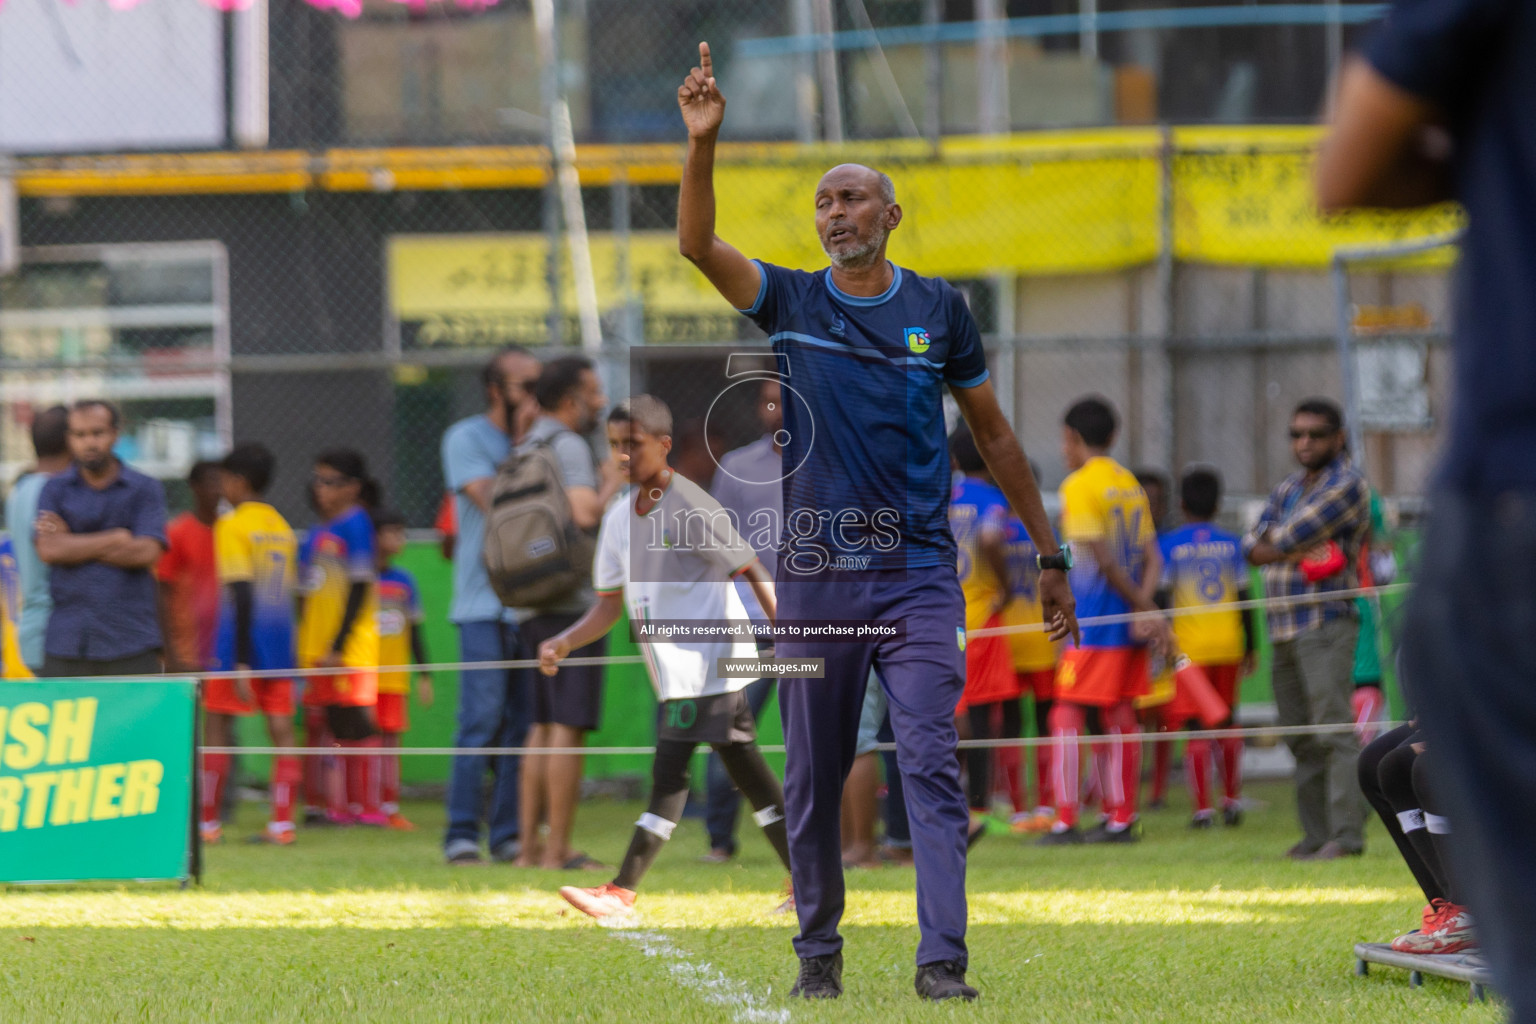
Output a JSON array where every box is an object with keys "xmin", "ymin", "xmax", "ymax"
[
  {"xmin": 0, "ymin": 536, "xmax": 33, "ymax": 679},
  {"xmin": 298, "ymin": 449, "xmax": 384, "ymax": 826},
  {"xmin": 203, "ymin": 444, "xmax": 301, "ymax": 845},
  {"xmin": 1001, "ymin": 464, "xmax": 1060, "ymax": 833},
  {"xmin": 1158, "ymin": 467, "xmax": 1256, "ymax": 828},
  {"xmin": 372, "ymin": 508, "xmax": 434, "ymax": 831},
  {"xmin": 1040, "ymin": 397, "xmax": 1166, "ymax": 845},
  {"xmin": 948, "ymin": 426, "xmax": 1015, "ymax": 842}
]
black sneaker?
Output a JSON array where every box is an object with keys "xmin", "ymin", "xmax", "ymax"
[
  {"xmin": 1084, "ymin": 821, "xmax": 1140, "ymax": 844},
  {"xmin": 789, "ymin": 953, "xmax": 842, "ymax": 999},
  {"xmin": 1035, "ymin": 826, "xmax": 1084, "ymax": 846},
  {"xmin": 915, "ymin": 960, "xmax": 978, "ymax": 1002},
  {"xmin": 1222, "ymin": 804, "xmax": 1244, "ymax": 827},
  {"xmin": 1189, "ymin": 815, "xmax": 1214, "ymax": 830}
]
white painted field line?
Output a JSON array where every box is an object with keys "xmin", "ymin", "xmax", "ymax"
[{"xmin": 610, "ymin": 928, "xmax": 790, "ymax": 1024}]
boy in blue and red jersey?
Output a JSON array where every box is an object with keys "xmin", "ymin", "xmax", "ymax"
[{"xmin": 1158, "ymin": 467, "xmax": 1256, "ymax": 828}]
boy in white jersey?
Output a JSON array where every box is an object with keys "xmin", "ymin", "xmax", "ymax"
[{"xmin": 539, "ymin": 395, "xmax": 792, "ymax": 918}]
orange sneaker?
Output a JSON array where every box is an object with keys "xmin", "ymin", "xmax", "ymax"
[
  {"xmin": 559, "ymin": 883, "xmax": 637, "ymax": 920},
  {"xmin": 386, "ymin": 813, "xmax": 416, "ymax": 831},
  {"xmin": 1011, "ymin": 809, "xmax": 1057, "ymax": 835},
  {"xmin": 200, "ymin": 823, "xmax": 223, "ymax": 845}
]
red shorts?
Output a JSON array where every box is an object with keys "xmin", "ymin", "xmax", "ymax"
[
  {"xmin": 1015, "ymin": 668, "xmax": 1055, "ymax": 701},
  {"xmin": 203, "ymin": 677, "xmax": 295, "ymax": 717},
  {"xmin": 958, "ymin": 618, "xmax": 1020, "ymax": 712},
  {"xmin": 376, "ymin": 692, "xmax": 409, "ymax": 734},
  {"xmin": 302, "ymin": 668, "xmax": 379, "ymax": 708},
  {"xmin": 1054, "ymin": 646, "xmax": 1149, "ymax": 708},
  {"xmin": 1160, "ymin": 662, "xmax": 1241, "ymax": 727}
]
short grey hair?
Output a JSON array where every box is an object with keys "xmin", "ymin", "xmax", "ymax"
[
  {"xmin": 608, "ymin": 394, "xmax": 673, "ymax": 438},
  {"xmin": 876, "ymin": 170, "xmax": 896, "ymax": 206}
]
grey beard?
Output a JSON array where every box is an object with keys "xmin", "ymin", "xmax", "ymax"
[{"xmin": 824, "ymin": 227, "xmax": 887, "ymax": 269}]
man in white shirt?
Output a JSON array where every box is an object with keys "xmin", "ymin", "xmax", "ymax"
[{"xmin": 537, "ymin": 395, "xmax": 792, "ymax": 919}]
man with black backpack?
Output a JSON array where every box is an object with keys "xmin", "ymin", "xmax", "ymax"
[
  {"xmin": 505, "ymin": 355, "xmax": 622, "ymax": 870},
  {"xmin": 440, "ymin": 346, "xmax": 542, "ymax": 866}
]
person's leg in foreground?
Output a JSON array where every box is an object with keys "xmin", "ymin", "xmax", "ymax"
[
  {"xmin": 1403, "ymin": 493, "xmax": 1532, "ymax": 1014},
  {"xmin": 876, "ymin": 570, "xmax": 976, "ymax": 1000}
]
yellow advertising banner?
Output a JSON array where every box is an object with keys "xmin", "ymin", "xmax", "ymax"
[
  {"xmin": 386, "ymin": 127, "xmax": 1462, "ymax": 342},
  {"xmin": 389, "ymin": 232, "xmax": 729, "ymax": 319},
  {"xmin": 1170, "ymin": 127, "xmax": 1463, "ymax": 266}
]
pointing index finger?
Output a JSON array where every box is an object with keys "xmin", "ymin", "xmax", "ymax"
[{"xmin": 699, "ymin": 41, "xmax": 713, "ymax": 78}]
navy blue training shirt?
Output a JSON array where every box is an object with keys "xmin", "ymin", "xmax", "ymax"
[
  {"xmin": 740, "ymin": 260, "xmax": 990, "ymax": 575},
  {"xmin": 1366, "ymin": 0, "xmax": 1536, "ymax": 489},
  {"xmin": 38, "ymin": 462, "xmax": 168, "ymax": 661}
]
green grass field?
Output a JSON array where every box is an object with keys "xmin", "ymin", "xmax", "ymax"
[{"xmin": 0, "ymin": 779, "xmax": 1498, "ymax": 1023}]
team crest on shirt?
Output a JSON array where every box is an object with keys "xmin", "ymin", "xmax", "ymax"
[{"xmin": 905, "ymin": 327, "xmax": 931, "ymax": 354}]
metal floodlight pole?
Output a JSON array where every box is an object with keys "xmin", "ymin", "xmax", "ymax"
[{"xmin": 534, "ymin": 0, "xmax": 564, "ymax": 347}]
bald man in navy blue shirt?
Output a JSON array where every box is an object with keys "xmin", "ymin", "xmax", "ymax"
[
  {"xmin": 677, "ymin": 43, "xmax": 1077, "ymax": 1003},
  {"xmin": 1319, "ymin": 2, "xmax": 1536, "ymax": 1017}
]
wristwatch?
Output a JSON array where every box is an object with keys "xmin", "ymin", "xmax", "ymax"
[{"xmin": 1037, "ymin": 544, "xmax": 1073, "ymax": 573}]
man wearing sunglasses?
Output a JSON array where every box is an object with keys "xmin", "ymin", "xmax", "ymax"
[{"xmin": 1244, "ymin": 398, "xmax": 1371, "ymax": 861}]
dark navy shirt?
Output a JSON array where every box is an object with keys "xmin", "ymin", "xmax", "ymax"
[
  {"xmin": 37, "ymin": 462, "xmax": 168, "ymax": 660},
  {"xmin": 741, "ymin": 261, "xmax": 990, "ymax": 574},
  {"xmin": 1366, "ymin": 0, "xmax": 1536, "ymax": 488}
]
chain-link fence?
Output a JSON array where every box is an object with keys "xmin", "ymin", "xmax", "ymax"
[{"xmin": 0, "ymin": 0, "xmax": 1461, "ymax": 531}]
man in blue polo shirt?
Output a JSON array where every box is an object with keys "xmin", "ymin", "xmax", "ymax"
[
  {"xmin": 1318, "ymin": 1, "xmax": 1536, "ymax": 1015},
  {"xmin": 35, "ymin": 400, "xmax": 168, "ymax": 677},
  {"xmin": 677, "ymin": 43, "xmax": 1077, "ymax": 1003}
]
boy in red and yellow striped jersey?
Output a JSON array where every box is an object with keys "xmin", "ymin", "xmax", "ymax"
[{"xmin": 373, "ymin": 509, "xmax": 434, "ymax": 831}]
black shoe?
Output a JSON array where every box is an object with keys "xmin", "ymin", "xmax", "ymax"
[
  {"xmin": 1146, "ymin": 797, "xmax": 1167, "ymax": 811},
  {"xmin": 1189, "ymin": 815, "xmax": 1214, "ymax": 830},
  {"xmin": 1222, "ymin": 805, "xmax": 1244, "ymax": 827},
  {"xmin": 789, "ymin": 953, "xmax": 842, "ymax": 999},
  {"xmin": 1035, "ymin": 826, "xmax": 1084, "ymax": 846},
  {"xmin": 915, "ymin": 960, "xmax": 978, "ymax": 1002},
  {"xmin": 1084, "ymin": 821, "xmax": 1140, "ymax": 844}
]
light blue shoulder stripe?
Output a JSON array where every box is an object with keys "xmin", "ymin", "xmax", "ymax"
[{"xmin": 769, "ymin": 331, "xmax": 941, "ymax": 372}]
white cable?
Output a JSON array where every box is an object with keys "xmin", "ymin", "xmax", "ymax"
[
  {"xmin": 200, "ymin": 719, "xmax": 1405, "ymax": 757},
  {"xmin": 23, "ymin": 583, "xmax": 1407, "ymax": 684}
]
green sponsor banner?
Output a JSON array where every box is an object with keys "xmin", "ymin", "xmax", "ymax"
[{"xmin": 0, "ymin": 679, "xmax": 195, "ymax": 883}]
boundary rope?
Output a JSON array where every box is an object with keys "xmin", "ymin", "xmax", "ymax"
[
  {"xmin": 202, "ymin": 720, "xmax": 1404, "ymax": 757},
  {"xmin": 31, "ymin": 583, "xmax": 1407, "ymax": 684}
]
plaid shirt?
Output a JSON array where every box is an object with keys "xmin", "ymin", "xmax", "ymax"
[{"xmin": 1243, "ymin": 453, "xmax": 1370, "ymax": 644}]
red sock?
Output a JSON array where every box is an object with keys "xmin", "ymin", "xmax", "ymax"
[
  {"xmin": 1087, "ymin": 739, "xmax": 1112, "ymax": 822},
  {"xmin": 303, "ymin": 707, "xmax": 330, "ymax": 813},
  {"xmin": 342, "ymin": 736, "xmax": 383, "ymax": 816},
  {"xmin": 381, "ymin": 734, "xmax": 401, "ymax": 814},
  {"xmin": 1034, "ymin": 743, "xmax": 1055, "ymax": 811},
  {"xmin": 1150, "ymin": 733, "xmax": 1171, "ymax": 804},
  {"xmin": 201, "ymin": 751, "xmax": 231, "ymax": 827},
  {"xmin": 270, "ymin": 755, "xmax": 302, "ymax": 830},
  {"xmin": 1106, "ymin": 702, "xmax": 1141, "ymax": 827},
  {"xmin": 1185, "ymin": 738, "xmax": 1212, "ymax": 814},
  {"xmin": 1048, "ymin": 702, "xmax": 1086, "ymax": 827},
  {"xmin": 1220, "ymin": 736, "xmax": 1243, "ymax": 804}
]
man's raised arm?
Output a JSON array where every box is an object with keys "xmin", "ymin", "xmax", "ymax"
[{"xmin": 677, "ymin": 41, "xmax": 762, "ymax": 311}]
